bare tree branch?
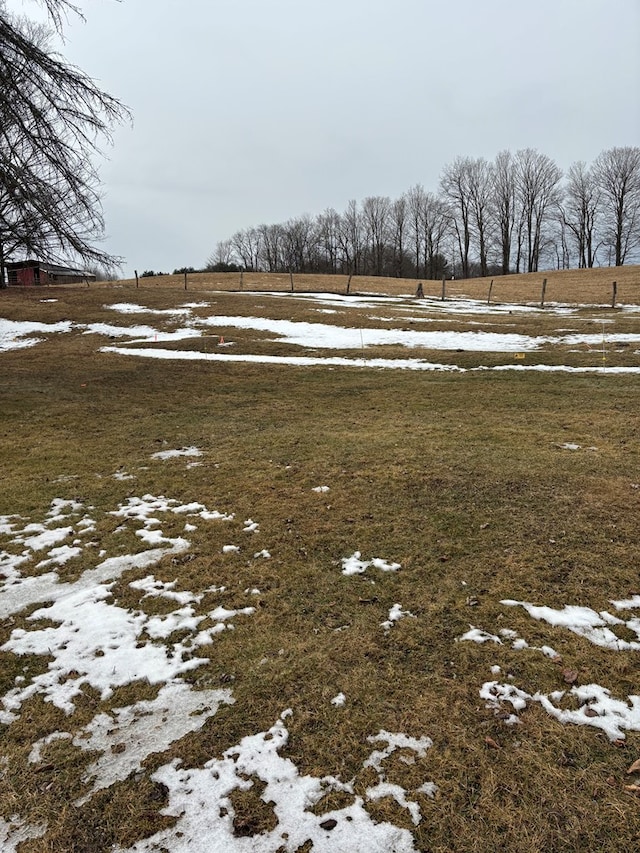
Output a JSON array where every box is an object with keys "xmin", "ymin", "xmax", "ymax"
[{"xmin": 0, "ymin": 2, "xmax": 130, "ymax": 285}]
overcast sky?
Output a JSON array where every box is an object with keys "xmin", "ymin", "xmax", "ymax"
[{"xmin": 7, "ymin": 0, "xmax": 640, "ymax": 276}]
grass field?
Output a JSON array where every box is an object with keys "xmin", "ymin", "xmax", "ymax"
[
  {"xmin": 107, "ymin": 263, "xmax": 640, "ymax": 307},
  {"xmin": 1, "ymin": 269, "xmax": 640, "ymax": 852}
]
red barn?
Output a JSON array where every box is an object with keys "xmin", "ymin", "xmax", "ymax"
[{"xmin": 6, "ymin": 260, "xmax": 96, "ymax": 286}]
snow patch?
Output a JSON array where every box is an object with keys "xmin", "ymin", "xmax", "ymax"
[
  {"xmin": 150, "ymin": 446, "xmax": 203, "ymax": 460},
  {"xmin": 341, "ymin": 551, "xmax": 400, "ymax": 576},
  {"xmin": 481, "ymin": 680, "xmax": 640, "ymax": 741},
  {"xmin": 114, "ymin": 713, "xmax": 422, "ymax": 853}
]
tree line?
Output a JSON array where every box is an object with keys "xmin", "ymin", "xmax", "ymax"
[{"xmin": 209, "ymin": 147, "xmax": 640, "ymax": 280}]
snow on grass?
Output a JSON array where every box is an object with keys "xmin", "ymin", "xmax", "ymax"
[
  {"xmin": 0, "ymin": 582, "xmax": 213, "ymax": 720},
  {"xmin": 381, "ymin": 604, "xmax": 416, "ymax": 632},
  {"xmin": 113, "ymin": 712, "xmax": 429, "ymax": 853},
  {"xmin": 107, "ymin": 302, "xmax": 192, "ymax": 317},
  {"xmin": 270, "ymin": 292, "xmax": 576, "ymax": 316},
  {"xmin": 129, "ymin": 575, "xmax": 202, "ymax": 605},
  {"xmin": 243, "ymin": 518, "xmax": 259, "ymax": 533},
  {"xmin": 26, "ymin": 681, "xmax": 234, "ymax": 806},
  {"xmin": 465, "ymin": 596, "xmax": 640, "ymax": 740},
  {"xmin": 150, "ymin": 446, "xmax": 203, "ymax": 461},
  {"xmin": 0, "ymin": 816, "xmax": 47, "ymax": 852},
  {"xmin": 366, "ymin": 781, "xmax": 423, "ymax": 826},
  {"xmin": 610, "ymin": 595, "xmax": 640, "ymax": 610},
  {"xmin": 35, "ymin": 543, "xmax": 83, "ymax": 568},
  {"xmin": 331, "ymin": 692, "xmax": 346, "ymax": 707},
  {"xmin": 0, "ymin": 493, "xmax": 247, "ymax": 721},
  {"xmin": 102, "ymin": 346, "xmax": 466, "ymax": 372},
  {"xmin": 111, "ymin": 494, "xmax": 233, "ymax": 526},
  {"xmin": 0, "ymin": 318, "xmax": 72, "ymax": 353},
  {"xmin": 363, "ymin": 731, "xmax": 433, "ymax": 773},
  {"xmin": 186, "ymin": 314, "xmax": 544, "ymax": 352},
  {"xmin": 341, "ymin": 551, "xmax": 401, "ymax": 576},
  {"xmin": 18, "ymin": 524, "xmax": 74, "ymax": 551},
  {"xmin": 312, "ymin": 485, "xmax": 330, "ymax": 492},
  {"xmin": 481, "ymin": 680, "xmax": 640, "ymax": 741},
  {"xmin": 458, "ymin": 626, "xmax": 559, "ymax": 659},
  {"xmin": 102, "ymin": 345, "xmax": 640, "ymax": 375},
  {"xmin": 500, "ymin": 599, "xmax": 640, "ymax": 651}
]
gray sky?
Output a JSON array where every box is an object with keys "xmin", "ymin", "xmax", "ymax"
[{"xmin": 7, "ymin": 0, "xmax": 640, "ymax": 276}]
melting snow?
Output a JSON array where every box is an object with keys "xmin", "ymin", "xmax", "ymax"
[
  {"xmin": 500, "ymin": 599, "xmax": 640, "ymax": 651},
  {"xmin": 0, "ymin": 318, "xmax": 72, "ymax": 352},
  {"xmin": 114, "ymin": 713, "xmax": 433, "ymax": 853},
  {"xmin": 466, "ymin": 596, "xmax": 640, "ymax": 740},
  {"xmin": 458, "ymin": 625, "xmax": 558, "ymax": 658},
  {"xmin": 381, "ymin": 604, "xmax": 416, "ymax": 631},
  {"xmin": 481, "ymin": 680, "xmax": 640, "ymax": 741},
  {"xmin": 341, "ymin": 551, "xmax": 401, "ymax": 576},
  {"xmin": 107, "ymin": 302, "xmax": 192, "ymax": 317},
  {"xmin": 0, "ymin": 817, "xmax": 47, "ymax": 851},
  {"xmin": 102, "ymin": 345, "xmax": 640, "ymax": 375},
  {"xmin": 28, "ymin": 682, "xmax": 234, "ymax": 806},
  {"xmin": 150, "ymin": 446, "xmax": 203, "ymax": 460}
]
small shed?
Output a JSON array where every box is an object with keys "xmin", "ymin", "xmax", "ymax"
[{"xmin": 6, "ymin": 260, "xmax": 96, "ymax": 286}]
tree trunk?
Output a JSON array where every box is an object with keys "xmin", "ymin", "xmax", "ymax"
[{"xmin": 0, "ymin": 237, "xmax": 6, "ymax": 288}]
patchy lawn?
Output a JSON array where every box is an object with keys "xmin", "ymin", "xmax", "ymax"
[{"xmin": 1, "ymin": 278, "xmax": 639, "ymax": 852}]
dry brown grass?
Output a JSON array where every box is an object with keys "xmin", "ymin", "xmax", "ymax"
[
  {"xmin": 1, "ymin": 278, "xmax": 640, "ymax": 851},
  {"xmin": 70, "ymin": 263, "xmax": 640, "ymax": 307}
]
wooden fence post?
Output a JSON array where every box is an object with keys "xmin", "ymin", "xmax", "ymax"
[
  {"xmin": 289, "ymin": 270, "xmax": 294, "ymax": 292},
  {"xmin": 347, "ymin": 272, "xmax": 353, "ymax": 294},
  {"xmin": 612, "ymin": 280, "xmax": 617, "ymax": 308},
  {"xmin": 135, "ymin": 269, "xmax": 139, "ymax": 289},
  {"xmin": 540, "ymin": 277, "xmax": 547, "ymax": 308},
  {"xmin": 441, "ymin": 277, "xmax": 446, "ymax": 301},
  {"xmin": 487, "ymin": 278, "xmax": 493, "ymax": 305},
  {"xmin": 184, "ymin": 271, "xmax": 188, "ymax": 291}
]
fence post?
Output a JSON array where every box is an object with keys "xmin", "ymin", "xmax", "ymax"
[
  {"xmin": 540, "ymin": 277, "xmax": 547, "ymax": 308},
  {"xmin": 487, "ymin": 278, "xmax": 493, "ymax": 305},
  {"xmin": 290, "ymin": 270, "xmax": 294, "ymax": 292},
  {"xmin": 184, "ymin": 271, "xmax": 187, "ymax": 291},
  {"xmin": 612, "ymin": 280, "xmax": 617, "ymax": 308},
  {"xmin": 135, "ymin": 269, "xmax": 139, "ymax": 289},
  {"xmin": 441, "ymin": 277, "xmax": 446, "ymax": 301}
]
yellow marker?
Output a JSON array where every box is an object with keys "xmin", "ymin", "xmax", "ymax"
[{"xmin": 514, "ymin": 353, "xmax": 526, "ymax": 360}]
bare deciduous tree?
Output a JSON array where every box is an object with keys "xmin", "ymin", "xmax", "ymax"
[
  {"xmin": 466, "ymin": 158, "xmax": 494, "ymax": 277},
  {"xmin": 230, "ymin": 227, "xmax": 261, "ymax": 271},
  {"xmin": 338, "ymin": 199, "xmax": 364, "ymax": 277},
  {"xmin": 593, "ymin": 146, "xmax": 640, "ymax": 266},
  {"xmin": 440, "ymin": 157, "xmax": 473, "ymax": 278},
  {"xmin": 389, "ymin": 195, "xmax": 408, "ymax": 277},
  {"xmin": 206, "ymin": 239, "xmax": 234, "ymax": 270},
  {"xmin": 0, "ymin": 1, "xmax": 130, "ymax": 286},
  {"xmin": 515, "ymin": 149, "xmax": 562, "ymax": 273},
  {"xmin": 315, "ymin": 208, "xmax": 341, "ymax": 273},
  {"xmin": 492, "ymin": 151, "xmax": 518, "ymax": 275},
  {"xmin": 361, "ymin": 196, "xmax": 391, "ymax": 276},
  {"xmin": 562, "ymin": 161, "xmax": 600, "ymax": 268}
]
